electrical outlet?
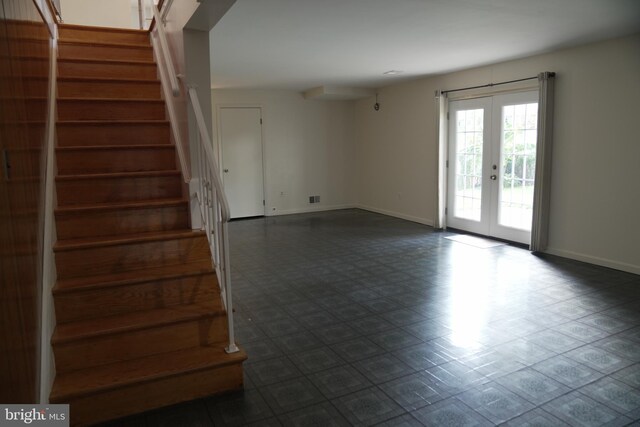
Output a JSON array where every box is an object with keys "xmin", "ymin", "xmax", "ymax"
[{"xmin": 309, "ymin": 195, "xmax": 320, "ymax": 204}]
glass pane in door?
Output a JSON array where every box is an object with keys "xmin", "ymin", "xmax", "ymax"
[
  {"xmin": 499, "ymin": 102, "xmax": 538, "ymax": 230},
  {"xmin": 454, "ymin": 109, "xmax": 484, "ymax": 221}
]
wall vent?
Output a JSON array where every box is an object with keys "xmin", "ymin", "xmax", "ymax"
[{"xmin": 309, "ymin": 195, "xmax": 320, "ymax": 204}]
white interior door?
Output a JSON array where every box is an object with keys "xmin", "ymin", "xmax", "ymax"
[
  {"xmin": 447, "ymin": 91, "xmax": 539, "ymax": 244},
  {"xmin": 219, "ymin": 107, "xmax": 264, "ymax": 219}
]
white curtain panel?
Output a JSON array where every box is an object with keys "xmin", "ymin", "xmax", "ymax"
[
  {"xmin": 434, "ymin": 90, "xmax": 448, "ymax": 229},
  {"xmin": 530, "ymin": 72, "xmax": 556, "ymax": 251}
]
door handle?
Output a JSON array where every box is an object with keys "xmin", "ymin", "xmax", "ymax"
[
  {"xmin": 224, "ymin": 169, "xmax": 229, "ymax": 173},
  {"xmin": 490, "ymin": 174, "xmax": 497, "ymax": 180}
]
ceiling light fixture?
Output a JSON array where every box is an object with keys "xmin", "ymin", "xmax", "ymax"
[{"xmin": 383, "ymin": 70, "xmax": 404, "ymax": 76}]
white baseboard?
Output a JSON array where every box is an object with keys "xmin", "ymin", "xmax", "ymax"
[
  {"xmin": 356, "ymin": 204, "xmax": 434, "ymax": 227},
  {"xmin": 266, "ymin": 204, "xmax": 356, "ymax": 216},
  {"xmin": 544, "ymin": 247, "xmax": 640, "ymax": 276}
]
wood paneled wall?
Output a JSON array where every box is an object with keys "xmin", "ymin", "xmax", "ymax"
[{"xmin": 0, "ymin": 0, "xmax": 52, "ymax": 403}]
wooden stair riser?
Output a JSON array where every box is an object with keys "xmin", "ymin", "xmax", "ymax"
[
  {"xmin": 6, "ymin": 38, "xmax": 50, "ymax": 57},
  {"xmin": 53, "ymin": 363, "xmax": 243, "ymax": 426},
  {"xmin": 55, "ymin": 203, "xmax": 189, "ymax": 240},
  {"xmin": 5, "ymin": 20, "xmax": 49, "ymax": 36},
  {"xmin": 56, "ymin": 173, "xmax": 182, "ymax": 206},
  {"xmin": 55, "ymin": 236, "xmax": 211, "ymax": 279},
  {"xmin": 5, "ymin": 180, "xmax": 39, "ymax": 211},
  {"xmin": 59, "ymin": 26, "xmax": 150, "ymax": 46},
  {"xmin": 5, "ymin": 149, "xmax": 41, "ymax": 178},
  {"xmin": 56, "ymin": 146, "xmax": 175, "ymax": 174},
  {"xmin": 57, "ymin": 99, "xmax": 165, "ymax": 121},
  {"xmin": 58, "ymin": 79, "xmax": 161, "ymax": 99},
  {"xmin": 10, "ymin": 57, "xmax": 48, "ymax": 77},
  {"xmin": 58, "ymin": 60, "xmax": 157, "ymax": 80},
  {"xmin": 23, "ymin": 98, "xmax": 46, "ymax": 121},
  {"xmin": 23, "ymin": 77, "xmax": 48, "ymax": 97},
  {"xmin": 57, "ymin": 122, "xmax": 170, "ymax": 147},
  {"xmin": 53, "ymin": 315, "xmax": 228, "ymax": 373},
  {"xmin": 6, "ymin": 192, "xmax": 37, "ymax": 213},
  {"xmin": 3, "ymin": 123, "xmax": 46, "ymax": 149},
  {"xmin": 59, "ymin": 42, "xmax": 154, "ymax": 62},
  {"xmin": 54, "ymin": 274, "xmax": 220, "ymax": 323},
  {"xmin": 3, "ymin": 213, "xmax": 37, "ymax": 242}
]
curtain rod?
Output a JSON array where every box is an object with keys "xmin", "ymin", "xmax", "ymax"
[{"xmin": 441, "ymin": 75, "xmax": 544, "ymax": 95}]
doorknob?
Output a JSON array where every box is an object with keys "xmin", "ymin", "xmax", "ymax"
[
  {"xmin": 490, "ymin": 174, "xmax": 497, "ymax": 180},
  {"xmin": 224, "ymin": 169, "xmax": 229, "ymax": 173}
]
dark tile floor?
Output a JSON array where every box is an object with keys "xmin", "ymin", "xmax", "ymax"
[{"xmin": 103, "ymin": 209, "xmax": 640, "ymax": 426}]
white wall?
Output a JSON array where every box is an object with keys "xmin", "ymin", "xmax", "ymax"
[
  {"xmin": 59, "ymin": 0, "xmax": 135, "ymax": 28},
  {"xmin": 355, "ymin": 81, "xmax": 437, "ymax": 226},
  {"xmin": 212, "ymin": 90, "xmax": 357, "ymax": 215},
  {"xmin": 355, "ymin": 33, "xmax": 640, "ymax": 274}
]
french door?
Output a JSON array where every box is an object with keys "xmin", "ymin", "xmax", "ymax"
[{"xmin": 447, "ymin": 91, "xmax": 539, "ymax": 244}]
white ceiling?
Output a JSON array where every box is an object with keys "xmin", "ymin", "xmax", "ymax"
[{"xmin": 209, "ymin": 0, "xmax": 640, "ymax": 91}]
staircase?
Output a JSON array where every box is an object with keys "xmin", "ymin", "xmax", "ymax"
[{"xmin": 49, "ymin": 24, "xmax": 246, "ymax": 426}]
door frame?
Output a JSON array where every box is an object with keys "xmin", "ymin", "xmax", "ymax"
[
  {"xmin": 443, "ymin": 84, "xmax": 540, "ymax": 244},
  {"xmin": 215, "ymin": 104, "xmax": 267, "ymax": 217}
]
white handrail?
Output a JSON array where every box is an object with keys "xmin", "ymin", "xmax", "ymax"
[
  {"xmin": 188, "ymin": 87, "xmax": 238, "ymax": 354},
  {"xmin": 149, "ymin": 24, "xmax": 189, "ymax": 181},
  {"xmin": 188, "ymin": 88, "xmax": 231, "ymax": 222},
  {"xmin": 160, "ymin": 0, "xmax": 175, "ymax": 23},
  {"xmin": 148, "ymin": 0, "xmax": 179, "ymax": 97}
]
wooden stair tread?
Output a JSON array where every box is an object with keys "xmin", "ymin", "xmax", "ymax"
[
  {"xmin": 50, "ymin": 345, "xmax": 246, "ymax": 402},
  {"xmin": 4, "ymin": 55, "xmax": 48, "ymax": 61},
  {"xmin": 54, "ymin": 229, "xmax": 206, "ymax": 251},
  {"xmin": 56, "ymin": 144, "xmax": 174, "ymax": 153},
  {"xmin": 56, "ymin": 169, "xmax": 181, "ymax": 181},
  {"xmin": 58, "ymin": 25, "xmax": 151, "ymax": 49},
  {"xmin": 5, "ymin": 176, "xmax": 38, "ymax": 183},
  {"xmin": 5, "ymin": 35, "xmax": 49, "ymax": 42},
  {"xmin": 54, "ymin": 261, "xmax": 214, "ymax": 293},
  {"xmin": 58, "ymin": 39, "xmax": 152, "ymax": 49},
  {"xmin": 3, "ymin": 146, "xmax": 42, "ymax": 152},
  {"xmin": 5, "ymin": 120, "xmax": 46, "ymax": 124},
  {"xmin": 52, "ymin": 303, "xmax": 223, "ymax": 344},
  {"xmin": 58, "ymin": 57, "xmax": 155, "ymax": 65},
  {"xmin": 55, "ymin": 197, "xmax": 187, "ymax": 214},
  {"xmin": 59, "ymin": 23, "xmax": 149, "ymax": 34},
  {"xmin": 0, "ymin": 208, "xmax": 36, "ymax": 217},
  {"xmin": 58, "ymin": 76, "xmax": 160, "ymax": 83},
  {"xmin": 58, "ymin": 97, "xmax": 164, "ymax": 103},
  {"xmin": 57, "ymin": 119, "xmax": 169, "ymax": 125}
]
